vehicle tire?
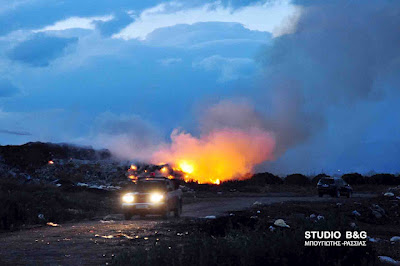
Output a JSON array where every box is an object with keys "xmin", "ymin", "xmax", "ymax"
[
  {"xmin": 318, "ymin": 192, "xmax": 323, "ymax": 197},
  {"xmin": 174, "ymin": 201, "xmax": 182, "ymax": 218},
  {"xmin": 124, "ymin": 212, "xmax": 133, "ymax": 220},
  {"xmin": 347, "ymin": 191, "xmax": 352, "ymax": 198},
  {"xmin": 335, "ymin": 190, "xmax": 340, "ymax": 198}
]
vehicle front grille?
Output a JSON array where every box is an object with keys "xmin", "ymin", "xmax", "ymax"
[{"xmin": 135, "ymin": 194, "xmax": 149, "ymax": 203}]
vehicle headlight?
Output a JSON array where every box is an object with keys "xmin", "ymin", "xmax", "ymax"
[
  {"xmin": 122, "ymin": 193, "xmax": 134, "ymax": 203},
  {"xmin": 150, "ymin": 193, "xmax": 164, "ymax": 203}
]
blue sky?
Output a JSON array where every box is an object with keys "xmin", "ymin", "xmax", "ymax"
[{"xmin": 0, "ymin": 0, "xmax": 399, "ymax": 175}]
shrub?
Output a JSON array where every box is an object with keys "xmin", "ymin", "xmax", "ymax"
[
  {"xmin": 284, "ymin": 174, "xmax": 310, "ymax": 185},
  {"xmin": 250, "ymin": 172, "xmax": 283, "ymax": 185},
  {"xmin": 367, "ymin": 174, "xmax": 399, "ymax": 185},
  {"xmin": 342, "ymin": 173, "xmax": 365, "ymax": 185}
]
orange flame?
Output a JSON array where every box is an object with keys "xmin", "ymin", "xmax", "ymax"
[
  {"xmin": 128, "ymin": 175, "xmax": 137, "ymax": 180},
  {"xmin": 130, "ymin": 165, "xmax": 137, "ymax": 171},
  {"xmin": 48, "ymin": 160, "xmax": 54, "ymax": 165},
  {"xmin": 160, "ymin": 166, "xmax": 168, "ymax": 173},
  {"xmin": 152, "ymin": 128, "xmax": 275, "ymax": 184}
]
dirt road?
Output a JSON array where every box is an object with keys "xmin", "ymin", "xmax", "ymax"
[{"xmin": 0, "ymin": 193, "xmax": 375, "ymax": 265}]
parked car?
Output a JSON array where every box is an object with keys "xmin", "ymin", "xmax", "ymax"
[
  {"xmin": 317, "ymin": 177, "xmax": 353, "ymax": 198},
  {"xmin": 121, "ymin": 176, "xmax": 182, "ymax": 219}
]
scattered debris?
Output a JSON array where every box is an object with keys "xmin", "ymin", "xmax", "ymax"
[
  {"xmin": 100, "ymin": 220, "xmax": 115, "ymax": 224},
  {"xmin": 352, "ymin": 210, "xmax": 361, "ymax": 217},
  {"xmin": 269, "ymin": 226, "xmax": 275, "ymax": 232},
  {"xmin": 116, "ymin": 233, "xmax": 134, "ymax": 240},
  {"xmin": 371, "ymin": 204, "xmax": 386, "ymax": 215},
  {"xmin": 95, "ymin": 234, "xmax": 115, "ymax": 239},
  {"xmin": 378, "ymin": 256, "xmax": 399, "ymax": 265},
  {"xmin": 93, "ymin": 233, "xmax": 135, "ymax": 240},
  {"xmin": 102, "ymin": 214, "xmax": 123, "ymax": 221},
  {"xmin": 46, "ymin": 222, "xmax": 60, "ymax": 227},
  {"xmin": 253, "ymin": 201, "xmax": 262, "ymax": 206},
  {"xmin": 367, "ymin": 237, "xmax": 379, "ymax": 243},
  {"xmin": 370, "ymin": 204, "xmax": 386, "ymax": 219},
  {"xmin": 371, "ymin": 210, "xmax": 383, "ymax": 219},
  {"xmin": 390, "ymin": 236, "xmax": 400, "ymax": 242},
  {"xmin": 274, "ymin": 219, "xmax": 290, "ymax": 228}
]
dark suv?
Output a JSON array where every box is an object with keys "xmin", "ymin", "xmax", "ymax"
[
  {"xmin": 121, "ymin": 176, "xmax": 182, "ymax": 220},
  {"xmin": 317, "ymin": 177, "xmax": 353, "ymax": 198}
]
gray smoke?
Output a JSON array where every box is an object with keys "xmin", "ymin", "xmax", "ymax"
[
  {"xmin": 91, "ymin": 112, "xmax": 163, "ymax": 161},
  {"xmin": 255, "ymin": 0, "xmax": 400, "ymax": 155}
]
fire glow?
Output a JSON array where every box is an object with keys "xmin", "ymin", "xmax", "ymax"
[{"xmin": 152, "ymin": 128, "xmax": 275, "ymax": 184}]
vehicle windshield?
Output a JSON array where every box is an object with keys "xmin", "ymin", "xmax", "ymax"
[
  {"xmin": 135, "ymin": 181, "xmax": 167, "ymax": 192},
  {"xmin": 319, "ymin": 178, "xmax": 334, "ymax": 185}
]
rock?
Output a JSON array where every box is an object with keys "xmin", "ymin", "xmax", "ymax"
[
  {"xmin": 352, "ymin": 210, "xmax": 361, "ymax": 217},
  {"xmin": 368, "ymin": 237, "xmax": 379, "ymax": 242},
  {"xmin": 390, "ymin": 236, "xmax": 400, "ymax": 242},
  {"xmin": 384, "ymin": 192, "xmax": 395, "ymax": 197},
  {"xmin": 274, "ymin": 219, "xmax": 290, "ymax": 228},
  {"xmin": 103, "ymin": 214, "xmax": 123, "ymax": 221},
  {"xmin": 370, "ymin": 204, "xmax": 385, "ymax": 218},
  {"xmin": 269, "ymin": 225, "xmax": 275, "ymax": 232},
  {"xmin": 371, "ymin": 204, "xmax": 386, "ymax": 215},
  {"xmin": 371, "ymin": 210, "xmax": 382, "ymax": 219},
  {"xmin": 378, "ymin": 256, "xmax": 399, "ymax": 265}
]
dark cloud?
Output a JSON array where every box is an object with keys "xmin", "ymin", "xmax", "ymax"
[
  {"xmin": 8, "ymin": 33, "xmax": 77, "ymax": 67},
  {"xmin": 0, "ymin": 129, "xmax": 31, "ymax": 136},
  {"xmin": 0, "ymin": 79, "xmax": 20, "ymax": 97}
]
